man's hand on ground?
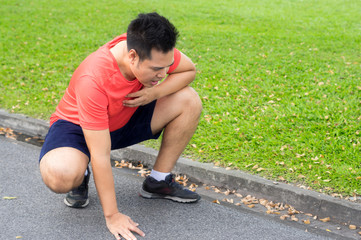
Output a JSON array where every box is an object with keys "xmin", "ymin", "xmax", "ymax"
[{"xmin": 105, "ymin": 212, "xmax": 145, "ymax": 240}]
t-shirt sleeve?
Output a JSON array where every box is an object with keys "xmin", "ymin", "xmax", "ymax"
[
  {"xmin": 75, "ymin": 76, "xmax": 109, "ymax": 130},
  {"xmin": 167, "ymin": 48, "xmax": 181, "ymax": 74}
]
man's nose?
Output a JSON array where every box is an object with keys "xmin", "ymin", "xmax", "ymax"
[{"xmin": 157, "ymin": 68, "xmax": 167, "ymax": 78}]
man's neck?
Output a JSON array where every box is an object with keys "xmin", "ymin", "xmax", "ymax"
[{"xmin": 109, "ymin": 41, "xmax": 136, "ymax": 81}]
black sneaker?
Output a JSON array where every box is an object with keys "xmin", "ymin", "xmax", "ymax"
[
  {"xmin": 64, "ymin": 167, "xmax": 90, "ymax": 208},
  {"xmin": 140, "ymin": 174, "xmax": 201, "ymax": 203}
]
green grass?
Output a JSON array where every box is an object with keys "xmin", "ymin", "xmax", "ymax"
[{"xmin": 1, "ymin": 0, "xmax": 360, "ymax": 196}]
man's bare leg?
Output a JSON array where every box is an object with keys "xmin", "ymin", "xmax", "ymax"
[
  {"xmin": 151, "ymin": 86, "xmax": 202, "ymax": 173},
  {"xmin": 40, "ymin": 147, "xmax": 89, "ymax": 193}
]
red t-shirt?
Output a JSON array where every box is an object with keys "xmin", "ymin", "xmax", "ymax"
[{"xmin": 50, "ymin": 34, "xmax": 181, "ymax": 131}]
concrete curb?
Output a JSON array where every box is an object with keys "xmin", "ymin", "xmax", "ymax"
[{"xmin": 1, "ymin": 109, "xmax": 360, "ymax": 226}]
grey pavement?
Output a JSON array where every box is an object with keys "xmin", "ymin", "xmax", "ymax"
[
  {"xmin": 0, "ymin": 136, "xmax": 333, "ymax": 240},
  {"xmin": 1, "ymin": 109, "xmax": 361, "ymax": 239}
]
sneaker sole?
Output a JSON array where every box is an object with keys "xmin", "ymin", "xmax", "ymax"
[
  {"xmin": 139, "ymin": 189, "xmax": 200, "ymax": 203},
  {"xmin": 63, "ymin": 198, "xmax": 89, "ymax": 208}
]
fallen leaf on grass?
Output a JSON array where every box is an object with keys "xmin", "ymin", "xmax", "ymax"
[
  {"xmin": 3, "ymin": 196, "xmax": 17, "ymax": 200},
  {"xmin": 320, "ymin": 217, "xmax": 330, "ymax": 222},
  {"xmin": 278, "ymin": 176, "xmax": 286, "ymax": 181}
]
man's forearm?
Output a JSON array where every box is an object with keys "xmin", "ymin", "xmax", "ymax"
[
  {"xmin": 91, "ymin": 156, "xmax": 119, "ymax": 217},
  {"xmin": 153, "ymin": 70, "xmax": 196, "ymax": 99}
]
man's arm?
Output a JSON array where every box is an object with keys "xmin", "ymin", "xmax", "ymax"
[
  {"xmin": 123, "ymin": 52, "xmax": 196, "ymax": 107},
  {"xmin": 83, "ymin": 128, "xmax": 145, "ymax": 240}
]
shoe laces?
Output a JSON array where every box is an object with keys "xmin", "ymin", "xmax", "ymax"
[{"xmin": 167, "ymin": 177, "xmax": 184, "ymax": 190}]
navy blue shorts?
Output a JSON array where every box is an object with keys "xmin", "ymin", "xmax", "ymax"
[{"xmin": 39, "ymin": 100, "xmax": 161, "ymax": 162}]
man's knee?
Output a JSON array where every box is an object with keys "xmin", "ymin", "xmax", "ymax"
[
  {"xmin": 179, "ymin": 87, "xmax": 203, "ymax": 115},
  {"xmin": 39, "ymin": 147, "xmax": 88, "ymax": 193},
  {"xmin": 40, "ymin": 158, "xmax": 83, "ymax": 193},
  {"xmin": 40, "ymin": 164, "xmax": 77, "ymax": 193}
]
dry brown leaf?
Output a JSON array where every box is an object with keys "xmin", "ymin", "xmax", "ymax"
[
  {"xmin": 280, "ymin": 215, "xmax": 289, "ymax": 220},
  {"xmin": 259, "ymin": 199, "xmax": 268, "ymax": 206},
  {"xmin": 247, "ymin": 204, "xmax": 255, "ymax": 208},
  {"xmin": 223, "ymin": 189, "xmax": 231, "ymax": 196},
  {"xmin": 278, "ymin": 176, "xmax": 286, "ymax": 181},
  {"xmin": 303, "ymin": 219, "xmax": 311, "ymax": 224},
  {"xmin": 320, "ymin": 217, "xmax": 330, "ymax": 222},
  {"xmin": 212, "ymin": 199, "xmax": 220, "ymax": 204},
  {"xmin": 223, "ymin": 198, "xmax": 234, "ymax": 204},
  {"xmin": 305, "ymin": 213, "xmax": 313, "ymax": 217},
  {"xmin": 235, "ymin": 193, "xmax": 243, "ymax": 198},
  {"xmin": 204, "ymin": 186, "xmax": 210, "ymax": 190},
  {"xmin": 349, "ymin": 225, "xmax": 357, "ymax": 230},
  {"xmin": 214, "ymin": 188, "xmax": 221, "ymax": 193},
  {"xmin": 3, "ymin": 196, "xmax": 17, "ymax": 200},
  {"xmin": 291, "ymin": 215, "xmax": 298, "ymax": 221}
]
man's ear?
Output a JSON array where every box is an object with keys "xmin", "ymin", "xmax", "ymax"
[{"xmin": 128, "ymin": 49, "xmax": 138, "ymax": 64}]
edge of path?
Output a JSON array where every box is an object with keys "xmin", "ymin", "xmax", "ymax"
[{"xmin": 1, "ymin": 108, "xmax": 360, "ymax": 227}]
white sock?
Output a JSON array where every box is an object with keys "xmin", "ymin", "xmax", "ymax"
[{"xmin": 150, "ymin": 169, "xmax": 170, "ymax": 181}]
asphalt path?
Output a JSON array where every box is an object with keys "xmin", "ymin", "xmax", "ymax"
[{"xmin": 0, "ymin": 136, "xmax": 333, "ymax": 240}]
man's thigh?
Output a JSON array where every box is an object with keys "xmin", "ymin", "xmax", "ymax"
[
  {"xmin": 110, "ymin": 100, "xmax": 162, "ymax": 150},
  {"xmin": 39, "ymin": 119, "xmax": 90, "ymax": 162},
  {"xmin": 151, "ymin": 86, "xmax": 201, "ymax": 134}
]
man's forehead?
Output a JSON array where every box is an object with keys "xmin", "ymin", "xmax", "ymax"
[{"xmin": 147, "ymin": 49, "xmax": 174, "ymax": 66}]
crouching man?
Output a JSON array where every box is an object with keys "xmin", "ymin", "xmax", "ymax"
[{"xmin": 39, "ymin": 12, "xmax": 202, "ymax": 240}]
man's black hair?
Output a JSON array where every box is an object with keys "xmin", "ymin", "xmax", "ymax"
[{"xmin": 127, "ymin": 12, "xmax": 179, "ymax": 61}]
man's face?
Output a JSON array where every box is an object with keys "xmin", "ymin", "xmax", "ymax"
[{"xmin": 130, "ymin": 48, "xmax": 175, "ymax": 88}]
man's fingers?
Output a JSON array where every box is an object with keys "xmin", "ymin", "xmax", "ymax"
[
  {"xmin": 131, "ymin": 226, "xmax": 145, "ymax": 237},
  {"xmin": 123, "ymin": 98, "xmax": 145, "ymax": 107},
  {"xmin": 114, "ymin": 230, "xmax": 138, "ymax": 240},
  {"xmin": 128, "ymin": 217, "xmax": 138, "ymax": 226}
]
